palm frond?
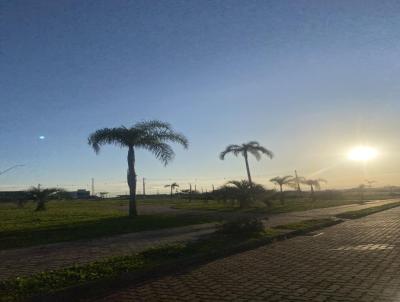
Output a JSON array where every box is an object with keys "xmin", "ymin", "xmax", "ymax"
[
  {"xmin": 243, "ymin": 141, "xmax": 274, "ymax": 160},
  {"xmin": 88, "ymin": 127, "xmax": 129, "ymax": 153},
  {"xmin": 253, "ymin": 145, "xmax": 274, "ymax": 159},
  {"xmin": 219, "ymin": 144, "xmax": 241, "ymax": 160},
  {"xmin": 247, "ymin": 148, "xmax": 262, "ymax": 160},
  {"xmin": 141, "ymin": 141, "xmax": 175, "ymax": 166}
]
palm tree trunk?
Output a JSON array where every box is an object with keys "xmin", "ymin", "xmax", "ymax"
[
  {"xmin": 170, "ymin": 186, "xmax": 173, "ymax": 199},
  {"xmin": 279, "ymin": 184, "xmax": 284, "ymax": 204},
  {"xmin": 243, "ymin": 151, "xmax": 252, "ymax": 186},
  {"xmin": 310, "ymin": 184, "xmax": 315, "ymax": 201},
  {"xmin": 127, "ymin": 146, "xmax": 137, "ymax": 217}
]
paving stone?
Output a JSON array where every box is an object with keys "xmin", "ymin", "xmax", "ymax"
[{"xmin": 93, "ymin": 206, "xmax": 400, "ymax": 302}]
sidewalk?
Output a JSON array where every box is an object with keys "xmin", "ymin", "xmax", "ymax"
[
  {"xmin": 0, "ymin": 198, "xmax": 398, "ymax": 281},
  {"xmin": 95, "ymin": 203, "xmax": 400, "ymax": 302}
]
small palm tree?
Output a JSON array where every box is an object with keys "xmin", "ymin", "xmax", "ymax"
[
  {"xmin": 301, "ymin": 178, "xmax": 327, "ymax": 201},
  {"xmin": 88, "ymin": 120, "xmax": 188, "ymax": 217},
  {"xmin": 220, "ymin": 141, "xmax": 273, "ymax": 186},
  {"xmin": 223, "ymin": 180, "xmax": 268, "ymax": 208},
  {"xmin": 28, "ymin": 186, "xmax": 64, "ymax": 211},
  {"xmin": 270, "ymin": 175, "xmax": 293, "ymax": 204},
  {"xmin": 165, "ymin": 182, "xmax": 179, "ymax": 198}
]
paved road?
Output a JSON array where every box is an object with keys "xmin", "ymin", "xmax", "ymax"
[
  {"xmin": 0, "ymin": 199, "xmax": 398, "ymax": 282},
  {"xmin": 95, "ymin": 205, "xmax": 400, "ymax": 302}
]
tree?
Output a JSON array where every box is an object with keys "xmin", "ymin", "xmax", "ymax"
[
  {"xmin": 270, "ymin": 175, "xmax": 293, "ymax": 204},
  {"xmin": 28, "ymin": 186, "xmax": 64, "ymax": 211},
  {"xmin": 222, "ymin": 180, "xmax": 270, "ymax": 208},
  {"xmin": 165, "ymin": 182, "xmax": 179, "ymax": 198},
  {"xmin": 219, "ymin": 141, "xmax": 273, "ymax": 186},
  {"xmin": 301, "ymin": 178, "xmax": 327, "ymax": 201},
  {"xmin": 88, "ymin": 120, "xmax": 188, "ymax": 217}
]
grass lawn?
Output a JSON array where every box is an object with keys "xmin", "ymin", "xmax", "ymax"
[
  {"xmin": 172, "ymin": 198, "xmax": 370, "ymax": 214},
  {"xmin": 0, "ymin": 199, "xmax": 219, "ymax": 250},
  {"xmin": 1, "ymin": 195, "xmax": 397, "ymax": 250},
  {"xmin": 336, "ymin": 201, "xmax": 400, "ymax": 219}
]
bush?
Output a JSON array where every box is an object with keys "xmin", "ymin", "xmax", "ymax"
[{"xmin": 217, "ymin": 218, "xmax": 264, "ymax": 235}]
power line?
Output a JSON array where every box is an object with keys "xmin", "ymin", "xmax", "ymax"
[{"xmin": 0, "ymin": 164, "xmax": 25, "ymax": 176}]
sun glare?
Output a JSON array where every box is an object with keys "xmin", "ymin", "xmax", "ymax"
[{"xmin": 347, "ymin": 146, "xmax": 378, "ymax": 161}]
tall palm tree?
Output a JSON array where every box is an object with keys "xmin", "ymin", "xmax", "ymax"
[
  {"xmin": 270, "ymin": 175, "xmax": 293, "ymax": 204},
  {"xmin": 301, "ymin": 178, "xmax": 327, "ymax": 201},
  {"xmin": 165, "ymin": 182, "xmax": 179, "ymax": 198},
  {"xmin": 88, "ymin": 120, "xmax": 188, "ymax": 217},
  {"xmin": 219, "ymin": 141, "xmax": 273, "ymax": 186},
  {"xmin": 28, "ymin": 186, "xmax": 64, "ymax": 211}
]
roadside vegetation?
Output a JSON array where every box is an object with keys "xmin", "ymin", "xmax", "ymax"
[{"xmin": 336, "ymin": 201, "xmax": 400, "ymax": 219}]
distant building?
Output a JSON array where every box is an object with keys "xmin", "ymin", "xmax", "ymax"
[
  {"xmin": 0, "ymin": 191, "xmax": 28, "ymax": 202},
  {"xmin": 69, "ymin": 189, "xmax": 91, "ymax": 199}
]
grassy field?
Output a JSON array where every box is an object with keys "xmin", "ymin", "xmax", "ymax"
[
  {"xmin": 0, "ymin": 194, "xmax": 396, "ymax": 250},
  {"xmin": 0, "ymin": 199, "xmax": 218, "ymax": 250},
  {"xmin": 172, "ymin": 197, "xmax": 375, "ymax": 214}
]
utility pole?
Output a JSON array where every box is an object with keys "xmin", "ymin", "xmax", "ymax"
[
  {"xmin": 142, "ymin": 178, "xmax": 146, "ymax": 196},
  {"xmin": 91, "ymin": 178, "xmax": 95, "ymax": 196}
]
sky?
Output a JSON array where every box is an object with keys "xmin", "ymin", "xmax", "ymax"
[{"xmin": 1, "ymin": 0, "xmax": 400, "ymax": 194}]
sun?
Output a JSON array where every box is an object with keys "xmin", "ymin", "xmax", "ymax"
[{"xmin": 347, "ymin": 146, "xmax": 378, "ymax": 161}]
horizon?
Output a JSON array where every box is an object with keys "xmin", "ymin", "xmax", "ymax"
[{"xmin": 1, "ymin": 0, "xmax": 400, "ymax": 194}]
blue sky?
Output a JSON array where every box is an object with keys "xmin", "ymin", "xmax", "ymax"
[{"xmin": 1, "ymin": 0, "xmax": 400, "ymax": 193}]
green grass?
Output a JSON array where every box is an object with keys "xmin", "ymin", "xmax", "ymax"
[
  {"xmin": 335, "ymin": 201, "xmax": 400, "ymax": 219},
  {"xmin": 0, "ymin": 200, "xmax": 219, "ymax": 250},
  {"xmin": 173, "ymin": 198, "xmax": 370, "ymax": 214}
]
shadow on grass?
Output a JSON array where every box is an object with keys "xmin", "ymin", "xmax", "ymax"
[{"xmin": 0, "ymin": 214, "xmax": 219, "ymax": 250}]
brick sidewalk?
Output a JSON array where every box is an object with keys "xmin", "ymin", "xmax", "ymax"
[
  {"xmin": 95, "ymin": 206, "xmax": 400, "ymax": 302},
  {"xmin": 0, "ymin": 199, "xmax": 398, "ymax": 282}
]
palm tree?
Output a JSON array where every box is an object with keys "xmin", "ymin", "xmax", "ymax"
[
  {"xmin": 219, "ymin": 141, "xmax": 273, "ymax": 186},
  {"xmin": 28, "ymin": 186, "xmax": 64, "ymax": 211},
  {"xmin": 165, "ymin": 182, "xmax": 179, "ymax": 198},
  {"xmin": 88, "ymin": 120, "xmax": 188, "ymax": 217},
  {"xmin": 223, "ymin": 180, "xmax": 268, "ymax": 208},
  {"xmin": 270, "ymin": 175, "xmax": 293, "ymax": 204},
  {"xmin": 301, "ymin": 178, "xmax": 327, "ymax": 201}
]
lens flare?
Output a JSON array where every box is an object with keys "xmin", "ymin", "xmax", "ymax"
[{"xmin": 347, "ymin": 146, "xmax": 378, "ymax": 161}]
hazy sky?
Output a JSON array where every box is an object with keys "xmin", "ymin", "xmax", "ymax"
[{"xmin": 1, "ymin": 0, "xmax": 400, "ymax": 194}]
